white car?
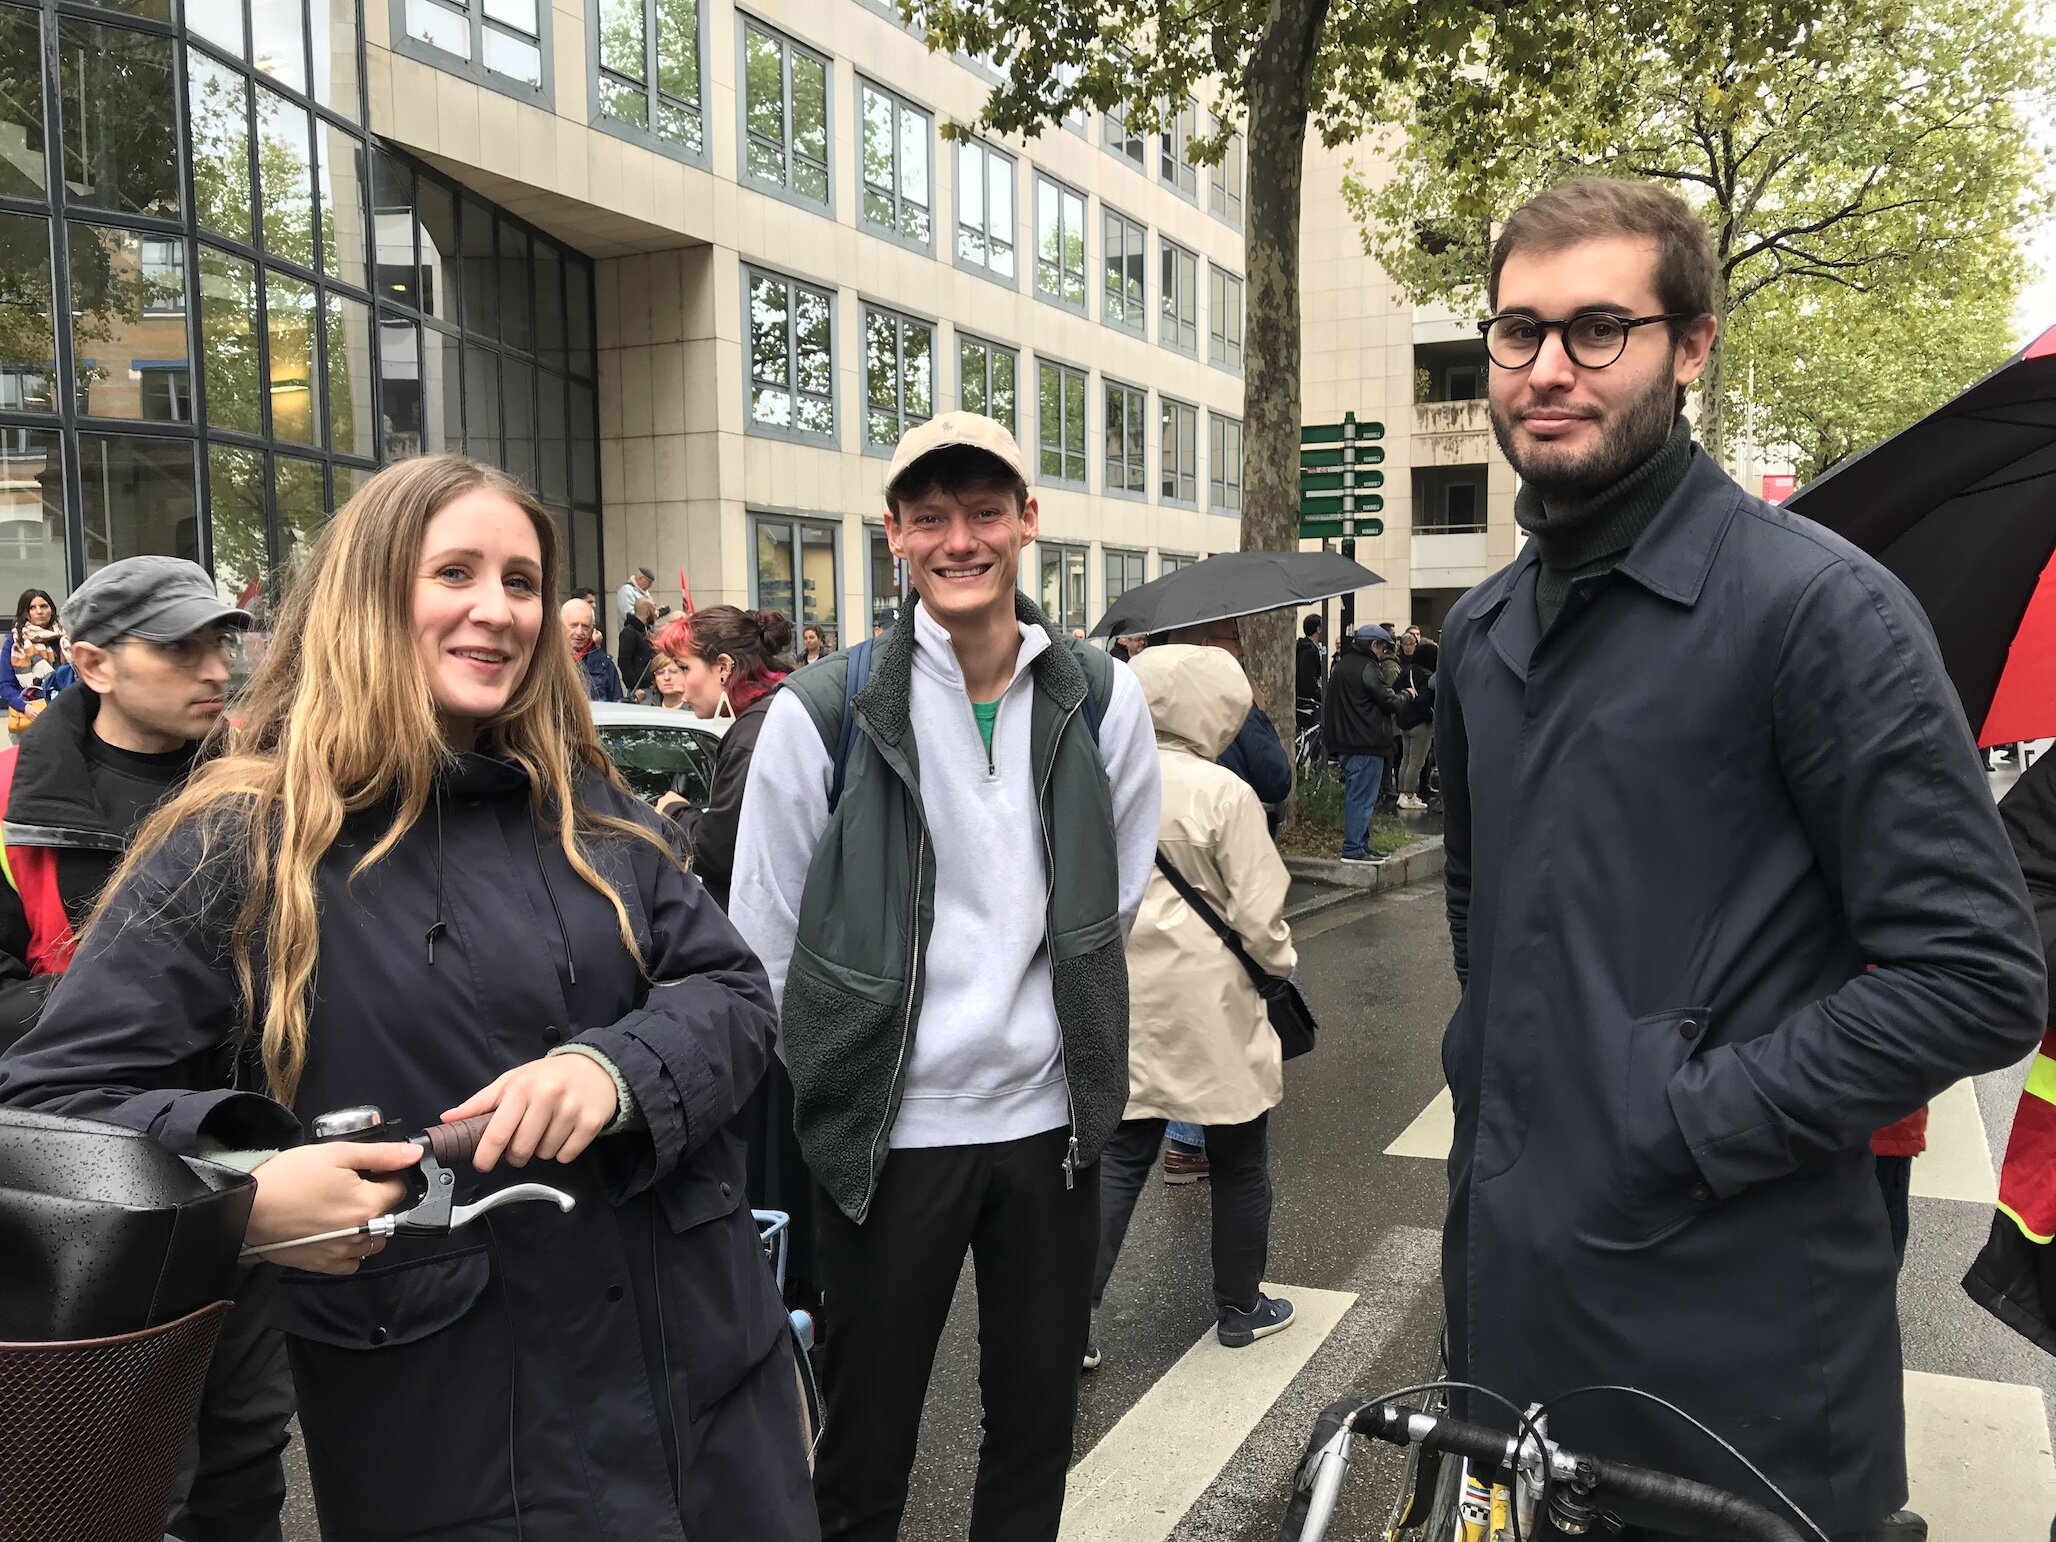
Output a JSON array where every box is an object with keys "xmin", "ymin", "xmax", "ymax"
[{"xmin": 590, "ymin": 702, "xmax": 730, "ymax": 808}]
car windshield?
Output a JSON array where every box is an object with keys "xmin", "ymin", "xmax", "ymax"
[{"xmin": 597, "ymin": 723, "xmax": 718, "ymax": 808}]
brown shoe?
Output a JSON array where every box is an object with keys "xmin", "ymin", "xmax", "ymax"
[{"xmin": 1163, "ymin": 1147, "xmax": 1210, "ymax": 1185}]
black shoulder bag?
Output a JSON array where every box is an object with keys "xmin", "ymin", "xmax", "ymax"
[{"xmin": 1152, "ymin": 852, "xmax": 1318, "ymax": 1060}]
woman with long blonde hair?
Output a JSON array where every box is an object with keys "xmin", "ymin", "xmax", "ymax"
[{"xmin": 0, "ymin": 455, "xmax": 815, "ymax": 1541}]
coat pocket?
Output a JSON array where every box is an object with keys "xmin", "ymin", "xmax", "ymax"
[
  {"xmin": 655, "ymin": 1141, "xmax": 791, "ymax": 1420},
  {"xmin": 1614, "ymin": 1006, "xmax": 1713, "ymax": 1239},
  {"xmin": 273, "ymin": 1244, "xmax": 515, "ymax": 1539}
]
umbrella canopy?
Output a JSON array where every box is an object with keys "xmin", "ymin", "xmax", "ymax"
[
  {"xmin": 1785, "ymin": 327, "xmax": 2056, "ymax": 747},
  {"xmin": 1089, "ymin": 550, "xmax": 1383, "ymax": 639}
]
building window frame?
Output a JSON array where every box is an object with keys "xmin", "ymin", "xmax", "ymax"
[
  {"xmin": 750, "ymin": 510, "xmax": 842, "ymax": 628},
  {"xmin": 1160, "ymin": 396, "xmax": 1198, "ymax": 507},
  {"xmin": 1036, "ymin": 539, "xmax": 1089, "ymax": 631},
  {"xmin": 952, "ymin": 137, "xmax": 1018, "ymax": 288},
  {"xmin": 1103, "ymin": 545, "xmax": 1147, "ymax": 609},
  {"xmin": 1157, "ymin": 550, "xmax": 1197, "ymax": 575},
  {"xmin": 1103, "ymin": 378, "xmax": 1147, "ymax": 500},
  {"xmin": 1208, "ymin": 264, "xmax": 1244, "ymax": 373},
  {"xmin": 1102, "ymin": 98, "xmax": 1145, "ymax": 170},
  {"xmin": 392, "ymin": 0, "xmax": 555, "ymax": 106},
  {"xmin": 1036, "ymin": 359, "xmax": 1088, "ymax": 490},
  {"xmin": 1208, "ymin": 123, "xmax": 1244, "ymax": 227},
  {"xmin": 736, "ymin": 13, "xmax": 833, "ymax": 216},
  {"xmin": 743, "ymin": 263, "xmax": 838, "ymax": 447},
  {"xmin": 957, "ymin": 333, "xmax": 1020, "ymax": 438},
  {"xmin": 865, "ymin": 519, "xmax": 907, "ymax": 634},
  {"xmin": 1032, "ymin": 172, "xmax": 1088, "ymax": 314},
  {"xmin": 1208, "ymin": 412, "xmax": 1243, "ymax": 513},
  {"xmin": 857, "ymin": 77, "xmax": 935, "ymax": 253},
  {"xmin": 1159, "ymin": 238, "xmax": 1198, "ymax": 356},
  {"xmin": 1158, "ymin": 98, "xmax": 1198, "ymax": 199},
  {"xmin": 589, "ymin": 0, "xmax": 709, "ymax": 167},
  {"xmin": 1101, "ymin": 206, "xmax": 1146, "ymax": 336},
  {"xmin": 860, "ymin": 302, "xmax": 935, "ymax": 457}
]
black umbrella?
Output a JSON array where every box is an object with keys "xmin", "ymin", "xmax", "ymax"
[
  {"xmin": 1089, "ymin": 550, "xmax": 1383, "ymax": 639},
  {"xmin": 1784, "ymin": 326, "xmax": 2056, "ymax": 746}
]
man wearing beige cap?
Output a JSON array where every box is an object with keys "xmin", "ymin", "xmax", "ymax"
[{"xmin": 731, "ymin": 412, "xmax": 1160, "ymax": 1540}]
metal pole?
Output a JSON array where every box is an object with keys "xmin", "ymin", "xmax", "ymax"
[{"xmin": 1340, "ymin": 537, "xmax": 1356, "ymax": 635}]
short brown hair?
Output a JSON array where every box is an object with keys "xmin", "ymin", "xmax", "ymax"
[
  {"xmin": 885, "ymin": 445, "xmax": 1028, "ymax": 519},
  {"xmin": 1488, "ymin": 179, "xmax": 1716, "ymax": 344}
]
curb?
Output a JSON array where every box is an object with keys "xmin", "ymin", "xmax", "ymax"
[{"xmin": 1283, "ymin": 834, "xmax": 1446, "ymax": 897}]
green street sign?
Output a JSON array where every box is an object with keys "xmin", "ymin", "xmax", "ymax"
[
  {"xmin": 1300, "ymin": 445, "xmax": 1386, "ymax": 469},
  {"xmin": 1299, "ymin": 468, "xmax": 1385, "ymax": 493},
  {"xmin": 1299, "ymin": 493, "xmax": 1384, "ymax": 519},
  {"xmin": 1299, "ymin": 516, "xmax": 1385, "ymax": 540},
  {"xmin": 1302, "ymin": 412, "xmax": 1386, "ymax": 447}
]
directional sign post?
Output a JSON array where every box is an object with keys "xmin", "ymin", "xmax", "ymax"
[{"xmin": 1300, "ymin": 412, "xmax": 1384, "ymax": 633}]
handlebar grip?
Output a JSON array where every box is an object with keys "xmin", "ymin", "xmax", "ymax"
[
  {"xmin": 1582, "ymin": 1456, "xmax": 1807, "ymax": 1542},
  {"xmin": 420, "ymin": 1114, "xmax": 494, "ymax": 1166}
]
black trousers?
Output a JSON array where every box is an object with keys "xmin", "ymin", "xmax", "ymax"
[
  {"xmin": 166, "ymin": 1266, "xmax": 294, "ymax": 1542},
  {"xmin": 1092, "ymin": 1113, "xmax": 1272, "ymax": 1318},
  {"xmin": 812, "ymin": 1127, "xmax": 1097, "ymax": 1542}
]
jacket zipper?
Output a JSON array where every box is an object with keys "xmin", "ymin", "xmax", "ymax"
[
  {"xmin": 865, "ymin": 828, "xmax": 926, "ymax": 1218},
  {"xmin": 1041, "ymin": 697, "xmax": 1086, "ymax": 1190}
]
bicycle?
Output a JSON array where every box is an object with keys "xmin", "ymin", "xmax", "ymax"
[
  {"xmin": 1294, "ymin": 704, "xmax": 1333, "ymax": 794},
  {"xmin": 1278, "ymin": 1380, "xmax": 1827, "ymax": 1542}
]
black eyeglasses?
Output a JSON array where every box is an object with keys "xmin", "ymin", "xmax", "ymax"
[{"xmin": 1478, "ymin": 310, "xmax": 1687, "ymax": 370}]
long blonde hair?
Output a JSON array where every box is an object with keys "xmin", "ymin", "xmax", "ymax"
[{"xmin": 101, "ymin": 454, "xmax": 664, "ymax": 1105}]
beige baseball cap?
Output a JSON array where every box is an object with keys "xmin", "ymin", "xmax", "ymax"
[{"xmin": 884, "ymin": 410, "xmax": 1027, "ymax": 495}]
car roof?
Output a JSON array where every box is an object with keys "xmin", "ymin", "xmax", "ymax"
[{"xmin": 589, "ymin": 703, "xmax": 731, "ymax": 737}]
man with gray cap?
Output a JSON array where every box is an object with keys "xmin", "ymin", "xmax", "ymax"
[
  {"xmin": 1321, "ymin": 623, "xmax": 1414, "ymax": 862},
  {"xmin": 0, "ymin": 556, "xmax": 289, "ymax": 1542}
]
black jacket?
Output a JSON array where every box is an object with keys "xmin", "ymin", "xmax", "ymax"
[
  {"xmin": 0, "ymin": 755, "xmax": 814, "ymax": 1542},
  {"xmin": 1321, "ymin": 640, "xmax": 1408, "ymax": 756},
  {"xmin": 1215, "ymin": 704, "xmax": 1292, "ymax": 805},
  {"xmin": 617, "ymin": 617, "xmax": 656, "ymax": 699},
  {"xmin": 668, "ymin": 687, "xmax": 777, "ymax": 913},
  {"xmin": 1435, "ymin": 447, "xmax": 2044, "ymax": 1532},
  {"xmin": 1294, "ymin": 637, "xmax": 1326, "ymax": 705}
]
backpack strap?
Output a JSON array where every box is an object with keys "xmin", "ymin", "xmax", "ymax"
[
  {"xmin": 1069, "ymin": 637, "xmax": 1115, "ymax": 747},
  {"xmin": 827, "ymin": 639, "xmax": 875, "ymax": 813}
]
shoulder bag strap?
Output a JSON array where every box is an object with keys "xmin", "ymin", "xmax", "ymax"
[{"xmin": 1152, "ymin": 850, "xmax": 1271, "ymax": 993}]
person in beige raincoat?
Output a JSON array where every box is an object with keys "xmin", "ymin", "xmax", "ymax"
[{"xmin": 1087, "ymin": 644, "xmax": 1298, "ymax": 1367}]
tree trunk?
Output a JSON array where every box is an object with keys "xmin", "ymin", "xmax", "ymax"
[
  {"xmin": 1240, "ymin": 0, "xmax": 1331, "ymax": 759},
  {"xmin": 1699, "ymin": 265, "xmax": 1733, "ymax": 464}
]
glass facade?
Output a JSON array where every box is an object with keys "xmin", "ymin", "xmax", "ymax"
[{"xmin": 0, "ymin": 0, "xmax": 600, "ymax": 614}]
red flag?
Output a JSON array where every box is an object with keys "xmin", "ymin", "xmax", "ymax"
[{"xmin": 678, "ymin": 566, "xmax": 694, "ymax": 617}]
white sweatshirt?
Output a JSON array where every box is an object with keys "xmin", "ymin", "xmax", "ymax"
[{"xmin": 728, "ymin": 605, "xmax": 1161, "ymax": 1149}]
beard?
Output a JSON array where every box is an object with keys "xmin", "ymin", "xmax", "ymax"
[{"xmin": 1491, "ymin": 360, "xmax": 1679, "ymax": 498}]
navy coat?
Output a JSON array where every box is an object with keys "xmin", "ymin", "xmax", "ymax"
[
  {"xmin": 0, "ymin": 754, "xmax": 817, "ymax": 1542},
  {"xmin": 1434, "ymin": 448, "xmax": 2045, "ymax": 1533}
]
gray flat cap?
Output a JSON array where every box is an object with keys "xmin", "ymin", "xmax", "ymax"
[{"xmin": 60, "ymin": 556, "xmax": 254, "ymax": 648}]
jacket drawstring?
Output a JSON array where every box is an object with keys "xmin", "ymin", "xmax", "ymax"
[
  {"xmin": 425, "ymin": 789, "xmax": 447, "ymax": 965},
  {"xmin": 528, "ymin": 821, "xmax": 578, "ymax": 986}
]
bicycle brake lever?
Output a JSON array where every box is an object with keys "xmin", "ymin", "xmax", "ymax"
[{"xmin": 449, "ymin": 1183, "xmax": 576, "ymax": 1228}]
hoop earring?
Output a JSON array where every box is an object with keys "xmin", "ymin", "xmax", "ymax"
[{"xmin": 714, "ymin": 686, "xmax": 735, "ymax": 720}]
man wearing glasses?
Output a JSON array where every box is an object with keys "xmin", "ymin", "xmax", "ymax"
[{"xmin": 1435, "ymin": 178, "xmax": 2042, "ymax": 1540}]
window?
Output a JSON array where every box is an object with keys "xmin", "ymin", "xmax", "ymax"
[
  {"xmin": 1103, "ymin": 99, "xmax": 1144, "ymax": 168},
  {"xmin": 746, "ymin": 266, "xmax": 834, "ymax": 443},
  {"xmin": 1209, "ymin": 414, "xmax": 1243, "ymax": 512},
  {"xmin": 1033, "ymin": 174, "xmax": 1086, "ymax": 310},
  {"xmin": 1104, "ymin": 547, "xmax": 1146, "ymax": 608},
  {"xmin": 959, "ymin": 336, "xmax": 1018, "ymax": 435},
  {"xmin": 1447, "ymin": 364, "xmax": 1484, "ymax": 400},
  {"xmin": 954, "ymin": 139, "xmax": 1016, "ymax": 282},
  {"xmin": 595, "ymin": 0, "xmax": 704, "ymax": 156},
  {"xmin": 1038, "ymin": 542, "xmax": 1088, "ymax": 631},
  {"xmin": 859, "ymin": 81, "xmax": 932, "ymax": 247},
  {"xmin": 139, "ymin": 367, "xmax": 193, "ymax": 422},
  {"xmin": 1413, "ymin": 466, "xmax": 1487, "ymax": 532},
  {"xmin": 867, "ymin": 524, "xmax": 906, "ymax": 633},
  {"xmin": 1158, "ymin": 551, "xmax": 1196, "ymax": 574},
  {"xmin": 753, "ymin": 514, "xmax": 839, "ymax": 628},
  {"xmin": 862, "ymin": 305, "xmax": 934, "ymax": 452},
  {"xmin": 1160, "ymin": 240, "xmax": 1197, "ymax": 354},
  {"xmin": 1102, "ymin": 208, "xmax": 1146, "ymax": 335},
  {"xmin": 401, "ymin": 0, "xmax": 545, "ymax": 91},
  {"xmin": 141, "ymin": 238, "xmax": 186, "ymax": 313},
  {"xmin": 1104, "ymin": 381, "xmax": 1146, "ymax": 497},
  {"xmin": 1159, "ymin": 99, "xmax": 1197, "ymax": 196},
  {"xmin": 1036, "ymin": 362, "xmax": 1087, "ymax": 487},
  {"xmin": 741, "ymin": 19, "xmax": 829, "ymax": 209},
  {"xmin": 1209, "ymin": 266, "xmax": 1244, "ymax": 371},
  {"xmin": 1210, "ymin": 126, "xmax": 1244, "ymax": 225},
  {"xmin": 1160, "ymin": 398, "xmax": 1197, "ymax": 504}
]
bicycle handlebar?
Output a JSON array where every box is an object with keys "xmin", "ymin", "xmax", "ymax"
[
  {"xmin": 416, "ymin": 1114, "xmax": 494, "ymax": 1166},
  {"xmin": 1334, "ymin": 1401, "xmax": 1807, "ymax": 1542}
]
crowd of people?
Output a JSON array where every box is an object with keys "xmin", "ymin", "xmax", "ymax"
[{"xmin": 0, "ymin": 174, "xmax": 2049, "ymax": 1542}]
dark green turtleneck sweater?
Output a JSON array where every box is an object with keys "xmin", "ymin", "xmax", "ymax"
[{"xmin": 1513, "ymin": 415, "xmax": 1695, "ymax": 632}]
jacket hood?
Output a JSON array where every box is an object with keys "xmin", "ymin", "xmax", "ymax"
[{"xmin": 1131, "ymin": 644, "xmax": 1251, "ymax": 760}]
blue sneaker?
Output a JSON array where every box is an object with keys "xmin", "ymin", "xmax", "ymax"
[{"xmin": 1217, "ymin": 1294, "xmax": 1294, "ymax": 1348}]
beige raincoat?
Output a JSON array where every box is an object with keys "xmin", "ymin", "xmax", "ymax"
[{"xmin": 1124, "ymin": 645, "xmax": 1297, "ymax": 1126}]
